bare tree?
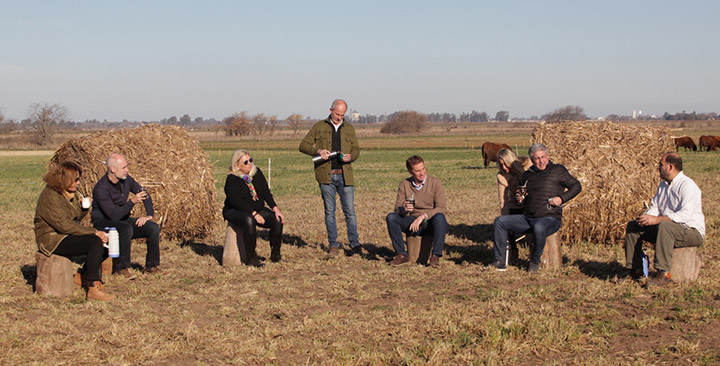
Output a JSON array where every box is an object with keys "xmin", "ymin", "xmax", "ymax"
[
  {"xmin": 286, "ymin": 113, "xmax": 303, "ymax": 136},
  {"xmin": 267, "ymin": 116, "xmax": 279, "ymax": 136},
  {"xmin": 28, "ymin": 103, "xmax": 69, "ymax": 146},
  {"xmin": 542, "ymin": 105, "xmax": 587, "ymax": 122},
  {"xmin": 251, "ymin": 113, "xmax": 267, "ymax": 136},
  {"xmin": 380, "ymin": 111, "xmax": 427, "ymax": 134},
  {"xmin": 223, "ymin": 112, "xmax": 251, "ymax": 136}
]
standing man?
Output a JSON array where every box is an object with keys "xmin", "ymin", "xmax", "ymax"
[
  {"xmin": 91, "ymin": 153, "xmax": 161, "ymax": 279},
  {"xmin": 625, "ymin": 152, "xmax": 705, "ymax": 286},
  {"xmin": 299, "ymin": 99, "xmax": 362, "ymax": 257},
  {"xmin": 386, "ymin": 155, "xmax": 447, "ymax": 268},
  {"xmin": 492, "ymin": 143, "xmax": 582, "ymax": 272}
]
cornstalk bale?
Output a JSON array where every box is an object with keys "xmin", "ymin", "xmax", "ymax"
[
  {"xmin": 49, "ymin": 125, "xmax": 218, "ymax": 240},
  {"xmin": 532, "ymin": 121, "xmax": 674, "ymax": 245}
]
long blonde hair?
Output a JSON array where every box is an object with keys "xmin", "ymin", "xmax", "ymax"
[
  {"xmin": 497, "ymin": 148, "xmax": 525, "ymax": 181},
  {"xmin": 228, "ymin": 149, "xmax": 257, "ymax": 177}
]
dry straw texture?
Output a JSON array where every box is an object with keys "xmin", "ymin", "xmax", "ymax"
[
  {"xmin": 532, "ymin": 121, "xmax": 674, "ymax": 244},
  {"xmin": 50, "ymin": 125, "xmax": 217, "ymax": 240}
]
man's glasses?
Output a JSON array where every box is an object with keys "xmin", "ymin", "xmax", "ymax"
[{"xmin": 244, "ymin": 158, "xmax": 253, "ymax": 165}]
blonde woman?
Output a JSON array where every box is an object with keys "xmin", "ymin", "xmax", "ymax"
[
  {"xmin": 223, "ymin": 150, "xmax": 285, "ymax": 266},
  {"xmin": 496, "ymin": 148, "xmax": 532, "ymax": 261},
  {"xmin": 496, "ymin": 148, "xmax": 532, "ymax": 215}
]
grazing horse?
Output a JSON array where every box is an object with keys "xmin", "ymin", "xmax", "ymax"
[
  {"xmin": 481, "ymin": 142, "xmax": 511, "ymax": 168},
  {"xmin": 673, "ymin": 136, "xmax": 697, "ymax": 152},
  {"xmin": 699, "ymin": 135, "xmax": 720, "ymax": 151}
]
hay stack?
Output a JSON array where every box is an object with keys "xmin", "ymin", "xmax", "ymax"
[
  {"xmin": 50, "ymin": 125, "xmax": 217, "ymax": 240},
  {"xmin": 532, "ymin": 121, "xmax": 674, "ymax": 244}
]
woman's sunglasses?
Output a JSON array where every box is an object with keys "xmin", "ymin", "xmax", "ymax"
[{"xmin": 243, "ymin": 158, "xmax": 253, "ymax": 165}]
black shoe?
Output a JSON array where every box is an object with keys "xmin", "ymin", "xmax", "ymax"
[
  {"xmin": 247, "ymin": 256, "xmax": 265, "ymax": 268},
  {"xmin": 492, "ymin": 260, "xmax": 506, "ymax": 272},
  {"xmin": 528, "ymin": 261, "xmax": 540, "ymax": 273},
  {"xmin": 646, "ymin": 271, "xmax": 672, "ymax": 287},
  {"xmin": 351, "ymin": 245, "xmax": 364, "ymax": 257},
  {"xmin": 270, "ymin": 247, "xmax": 281, "ymax": 263}
]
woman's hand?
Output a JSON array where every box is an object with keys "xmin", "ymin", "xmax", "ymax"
[{"xmin": 273, "ymin": 207, "xmax": 285, "ymax": 224}]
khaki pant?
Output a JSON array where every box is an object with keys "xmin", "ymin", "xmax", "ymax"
[{"xmin": 625, "ymin": 220, "xmax": 703, "ymax": 272}]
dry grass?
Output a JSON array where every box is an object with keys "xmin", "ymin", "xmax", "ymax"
[{"xmin": 1, "ymin": 131, "xmax": 719, "ymax": 365}]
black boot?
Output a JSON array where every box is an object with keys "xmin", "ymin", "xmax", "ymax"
[{"xmin": 270, "ymin": 244, "xmax": 282, "ymax": 263}]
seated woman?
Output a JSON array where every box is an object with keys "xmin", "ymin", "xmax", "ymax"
[
  {"xmin": 223, "ymin": 149, "xmax": 285, "ymax": 266},
  {"xmin": 34, "ymin": 161, "xmax": 114, "ymax": 301},
  {"xmin": 496, "ymin": 148, "xmax": 532, "ymax": 260}
]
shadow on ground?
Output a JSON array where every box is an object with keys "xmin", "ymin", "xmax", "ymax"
[
  {"xmin": 445, "ymin": 223, "xmax": 494, "ymax": 264},
  {"xmin": 573, "ymin": 259, "xmax": 628, "ymax": 281},
  {"xmin": 179, "ymin": 240, "xmax": 223, "ymax": 265}
]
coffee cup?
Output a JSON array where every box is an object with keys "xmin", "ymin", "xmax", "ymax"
[{"xmin": 82, "ymin": 197, "xmax": 91, "ymax": 209}]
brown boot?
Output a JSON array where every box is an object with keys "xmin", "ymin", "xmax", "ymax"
[{"xmin": 86, "ymin": 281, "xmax": 114, "ymax": 301}]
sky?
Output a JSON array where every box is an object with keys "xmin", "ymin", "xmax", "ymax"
[{"xmin": 1, "ymin": 1, "xmax": 719, "ymax": 121}]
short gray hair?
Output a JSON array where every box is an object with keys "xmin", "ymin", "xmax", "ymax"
[{"xmin": 528, "ymin": 143, "xmax": 548, "ymax": 156}]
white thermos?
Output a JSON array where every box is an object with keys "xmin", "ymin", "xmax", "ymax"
[{"xmin": 106, "ymin": 227, "xmax": 120, "ymax": 258}]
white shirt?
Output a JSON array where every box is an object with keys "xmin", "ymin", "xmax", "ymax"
[{"xmin": 645, "ymin": 171, "xmax": 705, "ymax": 238}]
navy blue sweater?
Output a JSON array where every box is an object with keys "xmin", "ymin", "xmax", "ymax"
[{"xmin": 91, "ymin": 174, "xmax": 154, "ymax": 222}]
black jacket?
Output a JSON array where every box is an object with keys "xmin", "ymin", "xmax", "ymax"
[
  {"xmin": 521, "ymin": 161, "xmax": 581, "ymax": 220},
  {"xmin": 223, "ymin": 168, "xmax": 277, "ymax": 215}
]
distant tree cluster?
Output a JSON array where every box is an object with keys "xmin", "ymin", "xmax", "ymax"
[
  {"xmin": 542, "ymin": 105, "xmax": 587, "ymax": 122},
  {"xmin": 662, "ymin": 111, "xmax": 718, "ymax": 121},
  {"xmin": 380, "ymin": 111, "xmax": 427, "ymax": 134}
]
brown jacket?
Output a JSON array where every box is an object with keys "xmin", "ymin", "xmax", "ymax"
[
  {"xmin": 34, "ymin": 186, "xmax": 95, "ymax": 256},
  {"xmin": 299, "ymin": 117, "xmax": 360, "ymax": 185},
  {"xmin": 393, "ymin": 175, "xmax": 446, "ymax": 219}
]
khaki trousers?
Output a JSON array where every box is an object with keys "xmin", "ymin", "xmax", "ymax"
[{"xmin": 625, "ymin": 220, "xmax": 703, "ymax": 272}]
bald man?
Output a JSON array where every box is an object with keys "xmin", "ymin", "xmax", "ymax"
[
  {"xmin": 91, "ymin": 153, "xmax": 161, "ymax": 279},
  {"xmin": 299, "ymin": 99, "xmax": 362, "ymax": 257},
  {"xmin": 625, "ymin": 152, "xmax": 705, "ymax": 286}
]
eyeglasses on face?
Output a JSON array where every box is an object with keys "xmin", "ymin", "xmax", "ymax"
[{"xmin": 243, "ymin": 158, "xmax": 253, "ymax": 165}]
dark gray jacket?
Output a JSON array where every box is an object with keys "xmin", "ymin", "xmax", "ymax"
[{"xmin": 521, "ymin": 161, "xmax": 581, "ymax": 220}]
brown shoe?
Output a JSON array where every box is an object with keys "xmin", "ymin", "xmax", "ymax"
[
  {"xmin": 113, "ymin": 268, "xmax": 137, "ymax": 280},
  {"xmin": 646, "ymin": 271, "xmax": 672, "ymax": 287},
  {"xmin": 429, "ymin": 255, "xmax": 440, "ymax": 268},
  {"xmin": 389, "ymin": 254, "xmax": 409, "ymax": 266},
  {"xmin": 86, "ymin": 281, "xmax": 114, "ymax": 301},
  {"xmin": 328, "ymin": 247, "xmax": 340, "ymax": 258},
  {"xmin": 144, "ymin": 266, "xmax": 163, "ymax": 274}
]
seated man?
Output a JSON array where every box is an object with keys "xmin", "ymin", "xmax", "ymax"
[
  {"xmin": 625, "ymin": 152, "xmax": 705, "ymax": 286},
  {"xmin": 492, "ymin": 143, "xmax": 582, "ymax": 272},
  {"xmin": 91, "ymin": 153, "xmax": 161, "ymax": 279},
  {"xmin": 386, "ymin": 155, "xmax": 447, "ymax": 268}
]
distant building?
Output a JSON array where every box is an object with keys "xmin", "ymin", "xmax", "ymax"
[{"xmin": 349, "ymin": 111, "xmax": 361, "ymax": 122}]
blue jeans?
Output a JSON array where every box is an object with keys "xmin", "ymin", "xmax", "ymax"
[
  {"xmin": 386, "ymin": 212, "xmax": 447, "ymax": 257},
  {"xmin": 320, "ymin": 174, "xmax": 360, "ymax": 248},
  {"xmin": 493, "ymin": 215, "xmax": 561, "ymax": 264}
]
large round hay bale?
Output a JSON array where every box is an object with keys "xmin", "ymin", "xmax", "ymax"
[
  {"xmin": 50, "ymin": 125, "xmax": 218, "ymax": 240},
  {"xmin": 532, "ymin": 121, "xmax": 674, "ymax": 245}
]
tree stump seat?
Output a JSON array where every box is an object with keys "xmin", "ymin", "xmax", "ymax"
[
  {"xmin": 35, "ymin": 252, "xmax": 75, "ymax": 297},
  {"xmin": 527, "ymin": 232, "xmax": 562, "ymax": 270},
  {"xmin": 406, "ymin": 235, "xmax": 434, "ymax": 265},
  {"xmin": 670, "ymin": 246, "xmax": 702, "ymax": 283},
  {"xmin": 222, "ymin": 222, "xmax": 247, "ymax": 267}
]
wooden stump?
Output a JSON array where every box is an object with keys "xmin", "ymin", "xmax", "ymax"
[
  {"xmin": 670, "ymin": 246, "xmax": 702, "ymax": 283},
  {"xmin": 101, "ymin": 257, "xmax": 112, "ymax": 277},
  {"xmin": 35, "ymin": 252, "xmax": 74, "ymax": 297},
  {"xmin": 222, "ymin": 223, "xmax": 246, "ymax": 267},
  {"xmin": 406, "ymin": 235, "xmax": 433, "ymax": 265},
  {"xmin": 528, "ymin": 232, "xmax": 562, "ymax": 270}
]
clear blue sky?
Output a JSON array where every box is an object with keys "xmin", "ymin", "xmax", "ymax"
[{"xmin": 1, "ymin": 1, "xmax": 719, "ymax": 121}]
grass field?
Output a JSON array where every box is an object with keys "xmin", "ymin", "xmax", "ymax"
[{"xmin": 1, "ymin": 132, "xmax": 719, "ymax": 365}]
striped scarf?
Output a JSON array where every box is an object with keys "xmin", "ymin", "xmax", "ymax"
[{"xmin": 242, "ymin": 175, "xmax": 258, "ymax": 201}]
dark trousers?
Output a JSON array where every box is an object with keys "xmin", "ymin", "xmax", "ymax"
[
  {"xmin": 625, "ymin": 220, "xmax": 703, "ymax": 272},
  {"xmin": 224, "ymin": 207, "xmax": 283, "ymax": 258},
  {"xmin": 93, "ymin": 218, "xmax": 161, "ymax": 271},
  {"xmin": 494, "ymin": 214, "xmax": 561, "ymax": 264},
  {"xmin": 386, "ymin": 212, "xmax": 448, "ymax": 257},
  {"xmin": 53, "ymin": 234, "xmax": 107, "ymax": 282}
]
